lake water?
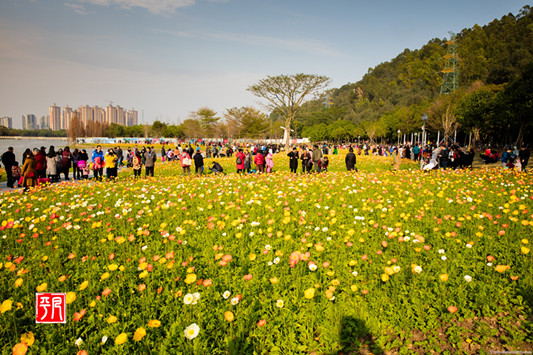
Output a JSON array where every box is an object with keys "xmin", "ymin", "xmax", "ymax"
[{"xmin": 0, "ymin": 138, "xmax": 69, "ymax": 162}]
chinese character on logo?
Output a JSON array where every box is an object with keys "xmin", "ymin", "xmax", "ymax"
[{"xmin": 36, "ymin": 293, "xmax": 66, "ymax": 323}]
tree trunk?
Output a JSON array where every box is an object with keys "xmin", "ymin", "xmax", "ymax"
[{"xmin": 284, "ymin": 118, "xmax": 291, "ymax": 148}]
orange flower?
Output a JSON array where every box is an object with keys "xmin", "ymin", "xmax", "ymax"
[
  {"xmin": 148, "ymin": 319, "xmax": 161, "ymax": 328},
  {"xmin": 495, "ymin": 265, "xmax": 510, "ymax": 273},
  {"xmin": 20, "ymin": 332, "xmax": 35, "ymax": 346},
  {"xmin": 102, "ymin": 288, "xmax": 112, "ymax": 297},
  {"xmin": 12, "ymin": 343, "xmax": 28, "ymax": 355},
  {"xmin": 257, "ymin": 319, "xmax": 266, "ymax": 327},
  {"xmin": 224, "ymin": 311, "xmax": 234, "ymax": 322}
]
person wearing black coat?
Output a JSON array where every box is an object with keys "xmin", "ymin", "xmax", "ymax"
[
  {"xmin": 287, "ymin": 147, "xmax": 299, "ymax": 173},
  {"xmin": 2, "ymin": 147, "xmax": 16, "ymax": 188},
  {"xmin": 519, "ymin": 143, "xmax": 530, "ymax": 172},
  {"xmin": 345, "ymin": 148, "xmax": 357, "ymax": 171},
  {"xmin": 193, "ymin": 150, "xmax": 204, "ymax": 175}
]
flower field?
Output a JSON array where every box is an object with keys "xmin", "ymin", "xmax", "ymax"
[{"xmin": 1, "ymin": 153, "xmax": 532, "ymax": 354}]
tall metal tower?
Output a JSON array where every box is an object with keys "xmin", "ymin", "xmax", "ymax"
[{"xmin": 440, "ymin": 32, "xmax": 459, "ymax": 94}]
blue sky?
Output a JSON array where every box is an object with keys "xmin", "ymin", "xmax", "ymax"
[{"xmin": 0, "ymin": 0, "xmax": 529, "ymax": 128}]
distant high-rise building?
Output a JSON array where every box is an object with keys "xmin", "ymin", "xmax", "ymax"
[
  {"xmin": 62, "ymin": 106, "xmax": 73, "ymax": 131},
  {"xmin": 38, "ymin": 116, "xmax": 50, "ymax": 130},
  {"xmin": 49, "ymin": 104, "xmax": 61, "ymax": 131},
  {"xmin": 106, "ymin": 105, "xmax": 118, "ymax": 125},
  {"xmin": 93, "ymin": 106, "xmax": 106, "ymax": 123},
  {"xmin": 78, "ymin": 105, "xmax": 94, "ymax": 127},
  {"xmin": 22, "ymin": 114, "xmax": 37, "ymax": 130},
  {"xmin": 125, "ymin": 109, "xmax": 138, "ymax": 126},
  {"xmin": 116, "ymin": 106, "xmax": 125, "ymax": 126},
  {"xmin": 0, "ymin": 116, "xmax": 13, "ymax": 129}
]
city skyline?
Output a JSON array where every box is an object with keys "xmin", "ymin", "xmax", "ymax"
[{"xmin": 0, "ymin": 0, "xmax": 529, "ymax": 129}]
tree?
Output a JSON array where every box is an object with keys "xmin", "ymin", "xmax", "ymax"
[
  {"xmin": 180, "ymin": 119, "xmax": 203, "ymax": 139},
  {"xmin": 150, "ymin": 120, "xmax": 168, "ymax": 137},
  {"xmin": 68, "ymin": 111, "xmax": 85, "ymax": 142},
  {"xmin": 225, "ymin": 107, "xmax": 269, "ymax": 139},
  {"xmin": 189, "ymin": 107, "xmax": 220, "ymax": 138},
  {"xmin": 248, "ymin": 73, "xmax": 330, "ymax": 147}
]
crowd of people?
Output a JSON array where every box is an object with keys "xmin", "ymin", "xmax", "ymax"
[{"xmin": 1, "ymin": 141, "xmax": 530, "ymax": 192}]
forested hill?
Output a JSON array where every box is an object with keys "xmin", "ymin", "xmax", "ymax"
[{"xmin": 297, "ymin": 5, "xmax": 533, "ymax": 144}]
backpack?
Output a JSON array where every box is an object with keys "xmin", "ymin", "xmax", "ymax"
[{"xmin": 236, "ymin": 155, "xmax": 242, "ymax": 165}]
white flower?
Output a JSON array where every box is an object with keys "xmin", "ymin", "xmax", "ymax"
[
  {"xmin": 183, "ymin": 293, "xmax": 194, "ymax": 305},
  {"xmin": 392, "ymin": 266, "xmax": 401, "ymax": 273},
  {"xmin": 267, "ymin": 261, "xmax": 273, "ymax": 266},
  {"xmin": 184, "ymin": 323, "xmax": 200, "ymax": 340},
  {"xmin": 222, "ymin": 291, "xmax": 231, "ymax": 299},
  {"xmin": 275, "ymin": 299, "xmax": 284, "ymax": 308},
  {"xmin": 265, "ymin": 244, "xmax": 271, "ymax": 251},
  {"xmin": 141, "ymin": 245, "xmax": 148, "ymax": 251},
  {"xmin": 309, "ymin": 263, "xmax": 317, "ymax": 271},
  {"xmin": 464, "ymin": 275, "xmax": 472, "ymax": 282},
  {"xmin": 101, "ymin": 336, "xmax": 108, "ymax": 345},
  {"xmin": 352, "ymin": 271, "xmax": 358, "ymax": 276},
  {"xmin": 404, "ymin": 236, "xmax": 411, "ymax": 242},
  {"xmin": 191, "ymin": 292, "xmax": 200, "ymax": 304},
  {"xmin": 75, "ymin": 337, "xmax": 84, "ymax": 347},
  {"xmin": 273, "ymin": 257, "xmax": 280, "ymax": 264},
  {"xmin": 441, "ymin": 256, "xmax": 447, "ymax": 261},
  {"xmin": 414, "ymin": 266, "xmax": 422, "ymax": 273},
  {"xmin": 438, "ymin": 249, "xmax": 445, "ymax": 254},
  {"xmin": 230, "ymin": 297, "xmax": 239, "ymax": 306},
  {"xmin": 487, "ymin": 262, "xmax": 493, "ymax": 267},
  {"xmin": 465, "ymin": 244, "xmax": 472, "ymax": 248}
]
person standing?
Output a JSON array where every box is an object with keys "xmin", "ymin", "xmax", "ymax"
[
  {"xmin": 392, "ymin": 147, "xmax": 400, "ymax": 171},
  {"xmin": 46, "ymin": 146, "xmax": 59, "ymax": 182},
  {"xmin": 34, "ymin": 147, "xmax": 47, "ymax": 179},
  {"xmin": 92, "ymin": 145, "xmax": 105, "ymax": 180},
  {"xmin": 105, "ymin": 149, "xmax": 118, "ymax": 180},
  {"xmin": 254, "ymin": 151, "xmax": 265, "ymax": 173},
  {"xmin": 300, "ymin": 147, "xmax": 312, "ymax": 173},
  {"xmin": 144, "ymin": 147, "xmax": 157, "ymax": 177},
  {"xmin": 345, "ymin": 148, "xmax": 357, "ymax": 171},
  {"xmin": 132, "ymin": 152, "xmax": 142, "ymax": 178},
  {"xmin": 287, "ymin": 147, "xmax": 299, "ymax": 173},
  {"xmin": 21, "ymin": 151, "xmax": 37, "ymax": 192},
  {"xmin": 519, "ymin": 143, "xmax": 530, "ymax": 172},
  {"xmin": 312, "ymin": 145, "xmax": 323, "ymax": 173},
  {"xmin": 2, "ymin": 147, "xmax": 16, "ymax": 188},
  {"xmin": 193, "ymin": 148, "xmax": 204, "ymax": 175},
  {"xmin": 412, "ymin": 144, "xmax": 421, "ymax": 161},
  {"xmin": 265, "ymin": 149, "xmax": 274, "ymax": 173},
  {"xmin": 180, "ymin": 149, "xmax": 191, "ymax": 175},
  {"xmin": 236, "ymin": 149, "xmax": 246, "ymax": 174},
  {"xmin": 244, "ymin": 150, "xmax": 252, "ymax": 173}
]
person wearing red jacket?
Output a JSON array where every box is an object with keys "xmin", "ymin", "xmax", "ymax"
[
  {"xmin": 34, "ymin": 147, "xmax": 47, "ymax": 179},
  {"xmin": 254, "ymin": 151, "xmax": 265, "ymax": 173},
  {"xmin": 236, "ymin": 149, "xmax": 246, "ymax": 174}
]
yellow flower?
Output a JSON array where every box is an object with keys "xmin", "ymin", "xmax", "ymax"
[
  {"xmin": 521, "ymin": 247, "xmax": 530, "ymax": 254},
  {"xmin": 66, "ymin": 292, "xmax": 76, "ymax": 304},
  {"xmin": 133, "ymin": 327, "xmax": 146, "ymax": 342},
  {"xmin": 107, "ymin": 315, "xmax": 118, "ymax": 324},
  {"xmin": 148, "ymin": 319, "xmax": 161, "ymax": 328},
  {"xmin": 58, "ymin": 275, "xmax": 67, "ymax": 282},
  {"xmin": 89, "ymin": 301, "xmax": 96, "ymax": 307},
  {"xmin": 20, "ymin": 332, "xmax": 35, "ymax": 346},
  {"xmin": 439, "ymin": 274, "xmax": 449, "ymax": 282},
  {"xmin": 495, "ymin": 265, "xmax": 510, "ymax": 273},
  {"xmin": 101, "ymin": 272, "xmax": 110, "ymax": 280},
  {"xmin": 331, "ymin": 279, "xmax": 340, "ymax": 286},
  {"xmin": 184, "ymin": 273, "xmax": 197, "ymax": 284},
  {"xmin": 224, "ymin": 311, "xmax": 234, "ymax": 322},
  {"xmin": 79, "ymin": 280, "xmax": 89, "ymax": 291},
  {"xmin": 36, "ymin": 283, "xmax": 47, "ymax": 292},
  {"xmin": 384, "ymin": 267, "xmax": 394, "ymax": 276},
  {"xmin": 14, "ymin": 278, "xmax": 23, "ymax": 288},
  {"xmin": 269, "ymin": 277, "xmax": 279, "ymax": 284},
  {"xmin": 114, "ymin": 332, "xmax": 128, "ymax": 345},
  {"xmin": 350, "ymin": 285, "xmax": 358, "ymax": 292},
  {"xmin": 139, "ymin": 270, "xmax": 149, "ymax": 279},
  {"xmin": 0, "ymin": 300, "xmax": 13, "ymax": 313},
  {"xmin": 304, "ymin": 288, "xmax": 315, "ymax": 299},
  {"xmin": 108, "ymin": 264, "xmax": 118, "ymax": 271},
  {"xmin": 249, "ymin": 254, "xmax": 256, "ymax": 261}
]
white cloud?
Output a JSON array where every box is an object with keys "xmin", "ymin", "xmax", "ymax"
[
  {"xmin": 152, "ymin": 29, "xmax": 340, "ymax": 57},
  {"xmin": 77, "ymin": 0, "xmax": 196, "ymax": 14},
  {"xmin": 64, "ymin": 3, "xmax": 89, "ymax": 15}
]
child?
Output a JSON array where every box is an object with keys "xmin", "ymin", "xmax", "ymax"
[
  {"xmin": 78, "ymin": 160, "xmax": 89, "ymax": 179},
  {"xmin": 318, "ymin": 156, "xmax": 329, "ymax": 172},
  {"xmin": 11, "ymin": 162, "xmax": 21, "ymax": 187}
]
